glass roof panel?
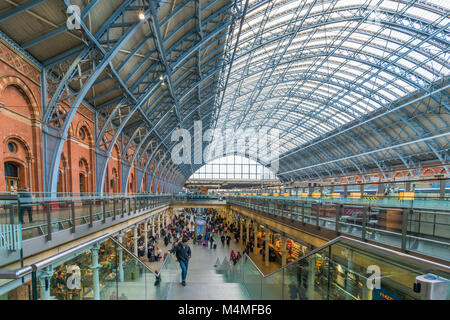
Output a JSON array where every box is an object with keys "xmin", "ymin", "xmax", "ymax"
[{"xmin": 209, "ymin": 0, "xmax": 449, "ymax": 166}]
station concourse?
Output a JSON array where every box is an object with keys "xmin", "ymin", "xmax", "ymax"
[{"xmin": 0, "ymin": 0, "xmax": 448, "ymax": 301}]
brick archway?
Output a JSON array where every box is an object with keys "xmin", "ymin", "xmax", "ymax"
[{"xmin": 0, "ymin": 75, "xmax": 39, "ymax": 119}]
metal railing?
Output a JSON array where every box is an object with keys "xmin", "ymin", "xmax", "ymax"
[
  {"xmin": 228, "ymin": 195, "xmax": 450, "ymax": 262},
  {"xmin": 0, "ymin": 234, "xmax": 179, "ymax": 300}
]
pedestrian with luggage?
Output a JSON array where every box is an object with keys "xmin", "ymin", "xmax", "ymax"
[
  {"xmin": 168, "ymin": 238, "xmax": 191, "ymax": 287},
  {"xmin": 209, "ymin": 235, "xmax": 214, "ymax": 249}
]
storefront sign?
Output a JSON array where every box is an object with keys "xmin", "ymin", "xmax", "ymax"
[{"xmin": 372, "ymin": 288, "xmax": 401, "ymax": 300}]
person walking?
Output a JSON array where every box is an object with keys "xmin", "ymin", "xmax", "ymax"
[
  {"xmin": 164, "ymin": 235, "xmax": 169, "ymax": 247},
  {"xmin": 221, "ymin": 234, "xmax": 225, "ymax": 246},
  {"xmin": 230, "ymin": 250, "xmax": 236, "ymax": 264},
  {"xmin": 168, "ymin": 238, "xmax": 191, "ymax": 286},
  {"xmin": 209, "ymin": 234, "xmax": 214, "ymax": 249},
  {"xmin": 226, "ymin": 234, "xmax": 231, "ymax": 247},
  {"xmin": 18, "ymin": 187, "xmax": 33, "ymax": 224}
]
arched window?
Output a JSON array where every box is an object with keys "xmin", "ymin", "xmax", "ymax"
[
  {"xmin": 7, "ymin": 142, "xmax": 17, "ymax": 153},
  {"xmin": 79, "ymin": 127, "xmax": 86, "ymax": 141},
  {"xmin": 5, "ymin": 162, "xmax": 20, "ymax": 192},
  {"xmin": 79, "ymin": 173, "xmax": 87, "ymax": 194}
]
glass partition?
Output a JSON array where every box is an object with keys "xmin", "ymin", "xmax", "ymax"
[
  {"xmin": 221, "ymin": 237, "xmax": 450, "ymax": 300},
  {"xmin": 23, "ymin": 236, "xmax": 175, "ymax": 300},
  {"xmin": 11, "ymin": 194, "xmax": 172, "ymax": 243},
  {"xmin": 0, "ymin": 195, "xmax": 22, "ymax": 269}
]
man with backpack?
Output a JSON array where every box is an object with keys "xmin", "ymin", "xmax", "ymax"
[
  {"xmin": 168, "ymin": 238, "xmax": 191, "ymax": 286},
  {"xmin": 209, "ymin": 234, "xmax": 214, "ymax": 249},
  {"xmin": 226, "ymin": 235, "xmax": 231, "ymax": 246}
]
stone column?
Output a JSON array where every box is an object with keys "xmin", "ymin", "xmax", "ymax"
[
  {"xmin": 245, "ymin": 219, "xmax": 250, "ymax": 245},
  {"xmin": 158, "ymin": 214, "xmax": 161, "ymax": 237},
  {"xmin": 265, "ymin": 226, "xmax": 270, "ymax": 267},
  {"xmin": 152, "ymin": 216, "xmax": 155, "ymax": 237},
  {"xmin": 118, "ymin": 233, "xmax": 124, "ymax": 282},
  {"xmin": 90, "ymin": 243, "xmax": 102, "ymax": 300},
  {"xmin": 38, "ymin": 267, "xmax": 54, "ymax": 300},
  {"xmin": 144, "ymin": 219, "xmax": 149, "ymax": 258},
  {"xmin": 253, "ymin": 222, "xmax": 258, "ymax": 254},
  {"xmin": 281, "ymin": 234, "xmax": 287, "ymax": 267},
  {"xmin": 134, "ymin": 224, "xmax": 138, "ymax": 256},
  {"xmin": 163, "ymin": 210, "xmax": 167, "ymax": 228},
  {"xmin": 239, "ymin": 217, "xmax": 244, "ymax": 246}
]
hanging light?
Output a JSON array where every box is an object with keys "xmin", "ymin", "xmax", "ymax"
[
  {"xmin": 159, "ymin": 75, "xmax": 164, "ymax": 81},
  {"xmin": 138, "ymin": 10, "xmax": 146, "ymax": 21}
]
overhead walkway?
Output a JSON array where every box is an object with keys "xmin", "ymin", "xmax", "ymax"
[
  {"xmin": 215, "ymin": 236, "xmax": 450, "ymax": 300},
  {"xmin": 228, "ymin": 195, "xmax": 450, "ymax": 262},
  {"xmin": 0, "ymin": 193, "xmax": 171, "ymax": 270}
]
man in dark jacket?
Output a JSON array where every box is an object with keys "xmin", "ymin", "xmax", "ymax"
[
  {"xmin": 169, "ymin": 238, "xmax": 191, "ymax": 286},
  {"xmin": 18, "ymin": 187, "xmax": 33, "ymax": 223}
]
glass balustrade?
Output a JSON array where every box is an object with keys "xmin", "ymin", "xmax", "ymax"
[
  {"xmin": 228, "ymin": 196, "xmax": 450, "ymax": 261},
  {"xmin": 0, "ymin": 193, "xmax": 172, "ymax": 244},
  {"xmin": 0, "ymin": 236, "xmax": 179, "ymax": 300},
  {"xmin": 216, "ymin": 237, "xmax": 450, "ymax": 300},
  {"xmin": 0, "ymin": 195, "xmax": 22, "ymax": 269}
]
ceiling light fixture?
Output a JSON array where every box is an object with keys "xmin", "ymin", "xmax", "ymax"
[{"xmin": 138, "ymin": 11, "xmax": 146, "ymax": 21}]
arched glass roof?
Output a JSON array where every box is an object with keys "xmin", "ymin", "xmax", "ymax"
[
  {"xmin": 0, "ymin": 0, "xmax": 448, "ymax": 189},
  {"xmin": 210, "ymin": 0, "xmax": 449, "ymax": 165},
  {"xmin": 189, "ymin": 154, "xmax": 278, "ymax": 180}
]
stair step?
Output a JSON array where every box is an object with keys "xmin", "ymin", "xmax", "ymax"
[
  {"xmin": 184, "ymin": 274, "xmax": 227, "ymax": 284},
  {"xmin": 167, "ymin": 282, "xmax": 249, "ymax": 300}
]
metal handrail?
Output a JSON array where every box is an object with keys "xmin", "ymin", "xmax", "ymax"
[
  {"xmin": 108, "ymin": 236, "xmax": 159, "ymax": 276},
  {"xmin": 107, "ymin": 235, "xmax": 178, "ymax": 277},
  {"xmin": 32, "ymin": 234, "xmax": 111, "ymax": 271},
  {"xmin": 0, "ymin": 233, "xmax": 178, "ymax": 280},
  {"xmin": 0, "ymin": 234, "xmax": 111, "ymax": 279},
  {"xmin": 0, "ymin": 266, "xmax": 33, "ymax": 279}
]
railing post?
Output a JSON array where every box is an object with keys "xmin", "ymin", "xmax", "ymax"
[
  {"xmin": 301, "ymin": 201, "xmax": 305, "ymax": 225},
  {"xmin": 361, "ymin": 206, "xmax": 368, "ymax": 242},
  {"xmin": 121, "ymin": 198, "xmax": 125, "ymax": 218},
  {"xmin": 102, "ymin": 199, "xmax": 106, "ymax": 223},
  {"xmin": 89, "ymin": 200, "xmax": 93, "ymax": 227},
  {"xmin": 113, "ymin": 199, "xmax": 116, "ymax": 220},
  {"xmin": 128, "ymin": 198, "xmax": 132, "ymax": 215},
  {"xmin": 71, "ymin": 201, "xmax": 75, "ymax": 233},
  {"xmin": 401, "ymin": 208, "xmax": 410, "ymax": 251},
  {"xmin": 31, "ymin": 271, "xmax": 38, "ymax": 300},
  {"xmin": 134, "ymin": 197, "xmax": 137, "ymax": 212},
  {"xmin": 315, "ymin": 203, "xmax": 320, "ymax": 230},
  {"xmin": 335, "ymin": 204, "xmax": 342, "ymax": 234},
  {"xmin": 45, "ymin": 204, "xmax": 52, "ymax": 241}
]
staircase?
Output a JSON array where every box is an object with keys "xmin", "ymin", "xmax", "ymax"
[{"xmin": 166, "ymin": 268, "xmax": 250, "ymax": 300}]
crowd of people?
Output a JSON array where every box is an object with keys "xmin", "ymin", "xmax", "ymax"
[{"xmin": 133, "ymin": 209, "xmax": 263, "ymax": 287}]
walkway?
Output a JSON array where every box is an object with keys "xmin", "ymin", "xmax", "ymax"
[{"xmin": 139, "ymin": 235, "xmax": 267, "ymax": 300}]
